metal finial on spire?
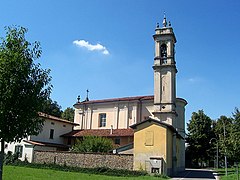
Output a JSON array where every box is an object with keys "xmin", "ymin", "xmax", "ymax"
[
  {"xmin": 156, "ymin": 23, "xmax": 159, "ymax": 28},
  {"xmin": 162, "ymin": 12, "xmax": 167, "ymax": 27},
  {"xmin": 86, "ymin": 89, "xmax": 89, "ymax": 101},
  {"xmin": 169, "ymin": 21, "xmax": 171, "ymax": 27},
  {"xmin": 77, "ymin": 95, "xmax": 80, "ymax": 103}
]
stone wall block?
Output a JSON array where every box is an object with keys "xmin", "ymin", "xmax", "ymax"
[{"xmin": 33, "ymin": 151, "xmax": 133, "ymax": 170}]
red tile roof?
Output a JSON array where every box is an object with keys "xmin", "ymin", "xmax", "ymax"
[
  {"xmin": 23, "ymin": 140, "xmax": 69, "ymax": 149},
  {"xmin": 61, "ymin": 129, "xmax": 134, "ymax": 138},
  {"xmin": 38, "ymin": 112, "xmax": 79, "ymax": 126},
  {"xmin": 74, "ymin": 95, "xmax": 154, "ymax": 105}
]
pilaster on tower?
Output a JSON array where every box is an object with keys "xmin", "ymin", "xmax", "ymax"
[{"xmin": 152, "ymin": 15, "xmax": 177, "ymax": 126}]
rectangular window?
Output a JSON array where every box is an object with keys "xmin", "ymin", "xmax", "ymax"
[
  {"xmin": 145, "ymin": 131, "xmax": 154, "ymax": 146},
  {"xmin": 99, "ymin": 113, "xmax": 106, "ymax": 127},
  {"xmin": 129, "ymin": 110, "xmax": 132, "ymax": 119},
  {"xmin": 49, "ymin": 129, "xmax": 54, "ymax": 139},
  {"xmin": 67, "ymin": 137, "xmax": 71, "ymax": 145},
  {"xmin": 14, "ymin": 145, "xmax": 23, "ymax": 158},
  {"xmin": 114, "ymin": 138, "xmax": 120, "ymax": 145}
]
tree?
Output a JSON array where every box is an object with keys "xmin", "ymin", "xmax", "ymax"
[
  {"xmin": 61, "ymin": 107, "xmax": 74, "ymax": 122},
  {"xmin": 41, "ymin": 98, "xmax": 62, "ymax": 117},
  {"xmin": 0, "ymin": 26, "xmax": 51, "ymax": 179},
  {"xmin": 71, "ymin": 136, "xmax": 113, "ymax": 153},
  {"xmin": 214, "ymin": 115, "xmax": 232, "ymax": 164},
  {"xmin": 186, "ymin": 110, "xmax": 214, "ymax": 167},
  {"xmin": 227, "ymin": 108, "xmax": 240, "ymax": 163},
  {"xmin": 214, "ymin": 116, "xmax": 232, "ymax": 142}
]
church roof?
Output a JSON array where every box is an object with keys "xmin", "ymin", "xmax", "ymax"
[
  {"xmin": 74, "ymin": 95, "xmax": 187, "ymax": 106},
  {"xmin": 74, "ymin": 95, "xmax": 154, "ymax": 105},
  {"xmin": 61, "ymin": 128, "xmax": 134, "ymax": 138}
]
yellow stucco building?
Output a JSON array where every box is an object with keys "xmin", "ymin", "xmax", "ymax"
[{"xmin": 131, "ymin": 117, "xmax": 185, "ymax": 175}]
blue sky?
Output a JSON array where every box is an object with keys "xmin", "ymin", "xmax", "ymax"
[{"xmin": 1, "ymin": 0, "xmax": 240, "ymax": 125}]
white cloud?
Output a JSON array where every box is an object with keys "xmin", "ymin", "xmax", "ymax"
[
  {"xmin": 188, "ymin": 78, "xmax": 197, "ymax": 83},
  {"xmin": 187, "ymin": 77, "xmax": 203, "ymax": 83},
  {"xmin": 73, "ymin": 40, "xmax": 109, "ymax": 55}
]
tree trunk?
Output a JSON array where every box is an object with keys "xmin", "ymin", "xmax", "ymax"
[{"xmin": 0, "ymin": 140, "xmax": 4, "ymax": 180}]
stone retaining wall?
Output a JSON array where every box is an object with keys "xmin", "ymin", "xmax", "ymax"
[{"xmin": 33, "ymin": 151, "xmax": 133, "ymax": 170}]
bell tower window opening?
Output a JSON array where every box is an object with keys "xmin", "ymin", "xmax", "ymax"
[{"xmin": 160, "ymin": 44, "xmax": 167, "ymax": 64}]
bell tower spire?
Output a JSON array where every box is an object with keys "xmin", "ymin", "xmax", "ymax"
[
  {"xmin": 152, "ymin": 15, "xmax": 177, "ymax": 126},
  {"xmin": 162, "ymin": 13, "xmax": 167, "ymax": 27}
]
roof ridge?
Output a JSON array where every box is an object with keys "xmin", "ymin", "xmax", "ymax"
[
  {"xmin": 74, "ymin": 95, "xmax": 154, "ymax": 105},
  {"xmin": 38, "ymin": 112, "xmax": 79, "ymax": 125}
]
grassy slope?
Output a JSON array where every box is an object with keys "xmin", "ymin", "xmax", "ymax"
[{"xmin": 3, "ymin": 166, "xmax": 165, "ymax": 180}]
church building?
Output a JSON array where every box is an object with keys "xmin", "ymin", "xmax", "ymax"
[{"xmin": 71, "ymin": 15, "xmax": 187, "ymax": 175}]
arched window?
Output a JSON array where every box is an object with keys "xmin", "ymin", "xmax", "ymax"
[{"xmin": 160, "ymin": 44, "xmax": 167, "ymax": 64}]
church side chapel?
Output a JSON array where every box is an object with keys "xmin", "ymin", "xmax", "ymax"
[{"xmin": 69, "ymin": 15, "xmax": 187, "ymax": 175}]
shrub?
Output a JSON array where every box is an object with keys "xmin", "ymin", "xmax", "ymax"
[
  {"xmin": 71, "ymin": 136, "xmax": 113, "ymax": 153},
  {"xmin": 153, "ymin": 173, "xmax": 169, "ymax": 178},
  {"xmin": 4, "ymin": 151, "xmax": 20, "ymax": 165}
]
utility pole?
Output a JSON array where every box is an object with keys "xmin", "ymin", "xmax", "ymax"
[{"xmin": 223, "ymin": 121, "xmax": 228, "ymax": 176}]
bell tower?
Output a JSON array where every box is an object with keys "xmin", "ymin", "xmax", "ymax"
[{"xmin": 152, "ymin": 15, "xmax": 177, "ymax": 127}]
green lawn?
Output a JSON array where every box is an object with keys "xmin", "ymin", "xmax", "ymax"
[
  {"xmin": 3, "ymin": 166, "xmax": 166, "ymax": 180},
  {"xmin": 220, "ymin": 174, "xmax": 239, "ymax": 180},
  {"xmin": 216, "ymin": 168, "xmax": 240, "ymax": 180}
]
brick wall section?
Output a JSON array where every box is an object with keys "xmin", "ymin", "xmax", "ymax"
[{"xmin": 33, "ymin": 151, "xmax": 133, "ymax": 170}]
